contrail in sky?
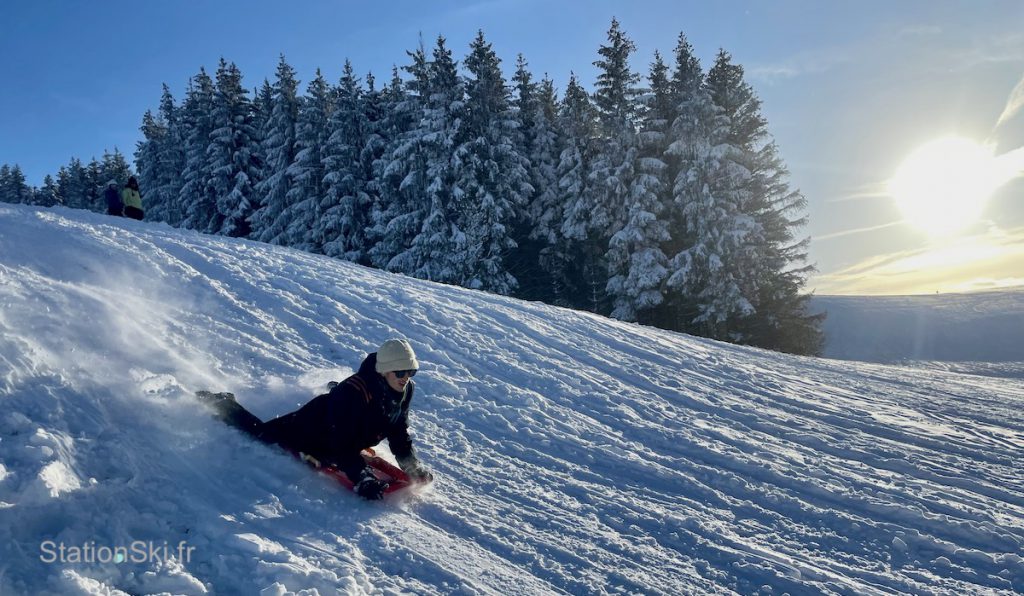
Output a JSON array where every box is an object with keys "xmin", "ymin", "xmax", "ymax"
[
  {"xmin": 995, "ymin": 74, "xmax": 1024, "ymax": 130},
  {"xmin": 815, "ymin": 220, "xmax": 903, "ymax": 241},
  {"xmin": 985, "ymin": 74, "xmax": 1024, "ymax": 188},
  {"xmin": 826, "ymin": 190, "xmax": 889, "ymax": 204}
]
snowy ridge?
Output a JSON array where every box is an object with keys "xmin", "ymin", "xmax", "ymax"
[{"xmin": 0, "ymin": 204, "xmax": 1022, "ymax": 595}]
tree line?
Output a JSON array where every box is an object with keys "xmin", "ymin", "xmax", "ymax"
[
  {"xmin": 1, "ymin": 19, "xmax": 824, "ymax": 355},
  {"xmin": 0, "ymin": 151, "xmax": 132, "ymax": 211}
]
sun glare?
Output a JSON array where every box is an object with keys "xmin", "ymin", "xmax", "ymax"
[{"xmin": 888, "ymin": 137, "xmax": 1000, "ymax": 235}]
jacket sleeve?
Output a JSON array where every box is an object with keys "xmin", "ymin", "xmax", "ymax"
[{"xmin": 386, "ymin": 383, "xmax": 416, "ymax": 461}]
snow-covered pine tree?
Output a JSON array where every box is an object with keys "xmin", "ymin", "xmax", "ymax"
[
  {"xmin": 179, "ymin": 68, "xmax": 219, "ymax": 232},
  {"xmin": 278, "ymin": 69, "xmax": 333, "ymax": 252},
  {"xmin": 85, "ymin": 158, "xmax": 103, "ymax": 212},
  {"xmin": 368, "ymin": 60, "xmax": 424, "ymax": 271},
  {"xmin": 250, "ymin": 79, "xmax": 273, "ymax": 213},
  {"xmin": 398, "ymin": 36, "xmax": 469, "ymax": 284},
  {"xmin": 251, "ymin": 56, "xmax": 300, "ymax": 244},
  {"xmin": 13, "ymin": 166, "xmax": 32, "ymax": 204},
  {"xmin": 19, "ymin": 166, "xmax": 33, "ymax": 204},
  {"xmin": 353, "ymin": 72, "xmax": 389, "ymax": 266},
  {"xmin": 607, "ymin": 50, "xmax": 672, "ymax": 321},
  {"xmin": 664, "ymin": 39, "xmax": 762, "ymax": 341},
  {"xmin": 589, "ymin": 18, "xmax": 642, "ymax": 240},
  {"xmin": 457, "ymin": 30, "xmax": 530, "ymax": 293},
  {"xmin": 136, "ymin": 109, "xmax": 168, "ymax": 220},
  {"xmin": 0, "ymin": 164, "xmax": 32, "ymax": 204},
  {"xmin": 207, "ymin": 59, "xmax": 261, "ymax": 238},
  {"xmin": 53, "ymin": 166, "xmax": 68, "ymax": 207},
  {"xmin": 136, "ymin": 105, "xmax": 172, "ymax": 222},
  {"xmin": 528, "ymin": 76, "xmax": 562, "ymax": 247},
  {"xmin": 253, "ymin": 79, "xmax": 274, "ymax": 141},
  {"xmin": 551, "ymin": 73, "xmax": 600, "ymax": 308},
  {"xmin": 643, "ymin": 33, "xmax": 706, "ymax": 330},
  {"xmin": 146, "ymin": 85, "xmax": 187, "ymax": 225},
  {"xmin": 100, "ymin": 149, "xmax": 133, "ymax": 189},
  {"xmin": 0, "ymin": 165, "xmax": 10, "ymax": 203},
  {"xmin": 377, "ymin": 37, "xmax": 468, "ymax": 283},
  {"xmin": 509, "ymin": 57, "xmax": 562, "ymax": 302},
  {"xmin": 704, "ymin": 50, "xmax": 823, "ymax": 354},
  {"xmin": 57, "ymin": 158, "xmax": 90, "ymax": 210},
  {"xmin": 35, "ymin": 175, "xmax": 59, "ymax": 207},
  {"xmin": 562, "ymin": 17, "xmax": 644, "ymax": 314},
  {"xmin": 512, "ymin": 55, "xmax": 538, "ymax": 157},
  {"xmin": 319, "ymin": 61, "xmax": 373, "ymax": 262}
]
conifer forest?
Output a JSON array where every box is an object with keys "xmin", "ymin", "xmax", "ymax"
[{"xmin": 0, "ymin": 20, "xmax": 824, "ymax": 355}]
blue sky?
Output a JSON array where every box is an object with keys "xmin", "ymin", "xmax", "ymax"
[{"xmin": 2, "ymin": 0, "xmax": 1023, "ymax": 295}]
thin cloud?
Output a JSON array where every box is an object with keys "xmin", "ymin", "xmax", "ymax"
[
  {"xmin": 938, "ymin": 32, "xmax": 1024, "ymax": 73},
  {"xmin": 747, "ymin": 47, "xmax": 853, "ymax": 83},
  {"xmin": 751, "ymin": 26, "xmax": 1023, "ymax": 86},
  {"xmin": 748, "ymin": 20, "xmax": 945, "ymax": 84},
  {"xmin": 815, "ymin": 220, "xmax": 903, "ymax": 241},
  {"xmin": 811, "ymin": 226, "xmax": 1024, "ymax": 295}
]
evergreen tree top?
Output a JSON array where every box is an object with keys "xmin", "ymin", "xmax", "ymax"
[
  {"xmin": 273, "ymin": 55, "xmax": 300, "ymax": 98},
  {"xmin": 513, "ymin": 54, "xmax": 533, "ymax": 95},
  {"xmin": 430, "ymin": 36, "xmax": 459, "ymax": 86},
  {"xmin": 707, "ymin": 49, "xmax": 768, "ymax": 150},
  {"xmin": 642, "ymin": 50, "xmax": 673, "ymax": 130},
  {"xmin": 592, "ymin": 17, "xmax": 641, "ymax": 128},
  {"xmin": 671, "ymin": 32, "xmax": 703, "ymax": 99},
  {"xmin": 465, "ymin": 30, "xmax": 509, "ymax": 116},
  {"xmin": 184, "ymin": 67, "xmax": 215, "ymax": 106},
  {"xmin": 159, "ymin": 84, "xmax": 177, "ymax": 116},
  {"xmin": 403, "ymin": 43, "xmax": 430, "ymax": 97},
  {"xmin": 338, "ymin": 60, "xmax": 361, "ymax": 95},
  {"xmin": 304, "ymin": 69, "xmax": 331, "ymax": 100}
]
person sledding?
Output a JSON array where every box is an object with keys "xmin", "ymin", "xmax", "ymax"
[{"xmin": 199, "ymin": 338, "xmax": 433, "ymax": 500}]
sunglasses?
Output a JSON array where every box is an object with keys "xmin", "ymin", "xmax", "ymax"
[{"xmin": 393, "ymin": 369, "xmax": 417, "ymax": 379}]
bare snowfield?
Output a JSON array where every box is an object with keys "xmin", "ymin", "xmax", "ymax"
[{"xmin": 0, "ymin": 204, "xmax": 1021, "ymax": 595}]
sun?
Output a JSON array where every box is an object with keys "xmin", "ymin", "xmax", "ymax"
[{"xmin": 888, "ymin": 137, "xmax": 1000, "ymax": 235}]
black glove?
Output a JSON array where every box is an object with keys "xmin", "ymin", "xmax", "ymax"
[
  {"xmin": 353, "ymin": 471, "xmax": 389, "ymax": 500},
  {"xmin": 398, "ymin": 456, "xmax": 434, "ymax": 483}
]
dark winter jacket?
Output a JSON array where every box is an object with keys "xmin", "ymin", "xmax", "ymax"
[
  {"xmin": 258, "ymin": 352, "xmax": 416, "ymax": 482},
  {"xmin": 104, "ymin": 186, "xmax": 123, "ymax": 215}
]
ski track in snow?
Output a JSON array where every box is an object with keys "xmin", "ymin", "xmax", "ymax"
[{"xmin": 0, "ymin": 204, "xmax": 1022, "ymax": 595}]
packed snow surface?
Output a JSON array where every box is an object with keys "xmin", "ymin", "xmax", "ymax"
[{"xmin": 0, "ymin": 204, "xmax": 1022, "ymax": 595}]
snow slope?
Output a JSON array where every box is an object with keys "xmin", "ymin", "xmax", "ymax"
[
  {"xmin": 814, "ymin": 292, "xmax": 1024, "ymax": 378},
  {"xmin": 0, "ymin": 204, "xmax": 1022, "ymax": 595}
]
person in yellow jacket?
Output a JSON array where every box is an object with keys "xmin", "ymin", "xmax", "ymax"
[{"xmin": 121, "ymin": 176, "xmax": 144, "ymax": 220}]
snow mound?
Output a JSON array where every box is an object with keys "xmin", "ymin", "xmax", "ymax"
[{"xmin": 0, "ymin": 204, "xmax": 1022, "ymax": 594}]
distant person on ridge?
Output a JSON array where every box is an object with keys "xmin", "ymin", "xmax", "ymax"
[
  {"xmin": 121, "ymin": 176, "xmax": 144, "ymax": 220},
  {"xmin": 103, "ymin": 180, "xmax": 123, "ymax": 216},
  {"xmin": 199, "ymin": 339, "xmax": 434, "ymax": 500}
]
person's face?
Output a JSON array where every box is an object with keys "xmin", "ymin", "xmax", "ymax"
[{"xmin": 383, "ymin": 370, "xmax": 415, "ymax": 392}]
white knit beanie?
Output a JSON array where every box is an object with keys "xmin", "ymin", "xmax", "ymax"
[{"xmin": 375, "ymin": 338, "xmax": 419, "ymax": 373}]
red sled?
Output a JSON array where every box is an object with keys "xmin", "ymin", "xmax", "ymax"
[{"xmin": 295, "ymin": 448, "xmax": 425, "ymax": 495}]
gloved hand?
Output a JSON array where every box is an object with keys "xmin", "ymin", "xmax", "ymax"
[
  {"xmin": 398, "ymin": 456, "xmax": 434, "ymax": 483},
  {"xmin": 353, "ymin": 471, "xmax": 389, "ymax": 500}
]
